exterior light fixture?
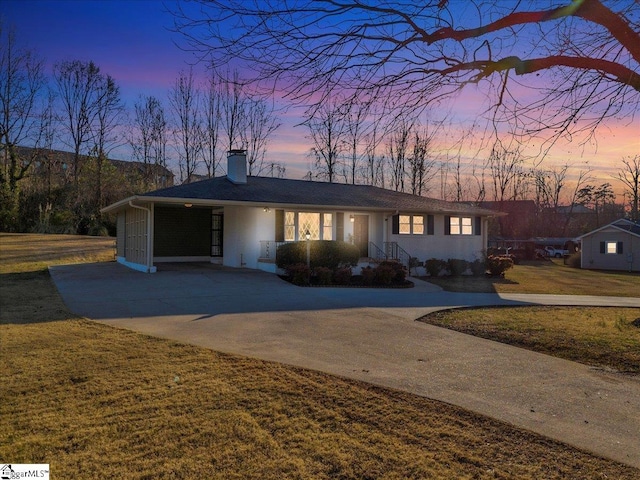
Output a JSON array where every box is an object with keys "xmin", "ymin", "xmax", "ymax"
[
  {"xmin": 350, "ymin": 215, "xmax": 355, "ymax": 223},
  {"xmin": 263, "ymin": 207, "xmax": 270, "ymax": 213},
  {"xmin": 305, "ymin": 229, "xmax": 311, "ymax": 268},
  {"xmin": 184, "ymin": 203, "xmax": 193, "ymax": 208}
]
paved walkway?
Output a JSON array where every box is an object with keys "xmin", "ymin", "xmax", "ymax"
[{"xmin": 50, "ymin": 262, "xmax": 640, "ymax": 469}]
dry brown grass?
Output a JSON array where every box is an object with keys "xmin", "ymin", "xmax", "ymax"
[
  {"xmin": 2, "ymin": 319, "xmax": 638, "ymax": 479},
  {"xmin": 1, "ymin": 234, "xmax": 639, "ymax": 478},
  {"xmin": 422, "ymin": 306, "xmax": 640, "ymax": 374}
]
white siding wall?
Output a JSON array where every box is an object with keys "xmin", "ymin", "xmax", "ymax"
[
  {"xmin": 223, "ymin": 205, "xmax": 274, "ymax": 269},
  {"xmin": 388, "ymin": 214, "xmax": 485, "ymax": 262}
]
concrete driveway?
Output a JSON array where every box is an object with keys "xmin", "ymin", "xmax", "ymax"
[{"xmin": 50, "ymin": 262, "xmax": 640, "ymax": 469}]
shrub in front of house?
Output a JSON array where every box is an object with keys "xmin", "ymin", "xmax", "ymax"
[
  {"xmin": 276, "ymin": 240, "xmax": 360, "ymax": 270},
  {"xmin": 285, "ymin": 263, "xmax": 311, "ymax": 285},
  {"xmin": 374, "ymin": 263, "xmax": 396, "ymax": 285},
  {"xmin": 378, "ymin": 260, "xmax": 407, "ymax": 283},
  {"xmin": 361, "ymin": 266, "xmax": 375, "ymax": 286},
  {"xmin": 425, "ymin": 258, "xmax": 447, "ymax": 277},
  {"xmin": 486, "ymin": 255, "xmax": 514, "ymax": 277},
  {"xmin": 470, "ymin": 258, "xmax": 486, "ymax": 276},
  {"xmin": 333, "ymin": 266, "xmax": 353, "ymax": 285},
  {"xmin": 447, "ymin": 258, "xmax": 469, "ymax": 276},
  {"xmin": 314, "ymin": 266, "xmax": 333, "ymax": 285}
]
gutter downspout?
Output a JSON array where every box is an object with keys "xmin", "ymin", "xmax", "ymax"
[{"xmin": 129, "ymin": 201, "xmax": 154, "ymax": 273}]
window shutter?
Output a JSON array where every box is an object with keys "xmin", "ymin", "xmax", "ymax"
[
  {"xmin": 444, "ymin": 216, "xmax": 451, "ymax": 235},
  {"xmin": 617, "ymin": 241, "xmax": 624, "ymax": 254},
  {"xmin": 474, "ymin": 216, "xmax": 482, "ymax": 236},
  {"xmin": 599, "ymin": 242, "xmax": 605, "ymax": 254},
  {"xmin": 336, "ymin": 212, "xmax": 344, "ymax": 241},
  {"xmin": 391, "ymin": 214, "xmax": 399, "ymax": 235},
  {"xmin": 275, "ymin": 210, "xmax": 284, "ymax": 242},
  {"xmin": 427, "ymin": 215, "xmax": 434, "ymax": 235}
]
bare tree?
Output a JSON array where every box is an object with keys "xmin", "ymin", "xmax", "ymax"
[
  {"xmin": 343, "ymin": 100, "xmax": 369, "ymax": 184},
  {"xmin": 408, "ymin": 124, "xmax": 440, "ymax": 196},
  {"xmin": 242, "ymin": 95, "xmax": 280, "ymax": 176},
  {"xmin": 386, "ymin": 118, "xmax": 413, "ymax": 192},
  {"xmin": 173, "ymin": 0, "xmax": 640, "ymax": 151},
  {"xmin": 202, "ymin": 70, "xmax": 222, "ymax": 178},
  {"xmin": 91, "ymin": 75, "xmax": 122, "ymax": 212},
  {"xmin": 306, "ymin": 99, "xmax": 346, "ymax": 183},
  {"xmin": 616, "ymin": 155, "xmax": 640, "ymax": 221},
  {"xmin": 363, "ymin": 118, "xmax": 385, "ymax": 187},
  {"xmin": 0, "ymin": 26, "xmax": 46, "ymax": 228},
  {"xmin": 220, "ymin": 70, "xmax": 246, "ymax": 153},
  {"xmin": 131, "ymin": 95, "xmax": 169, "ymax": 187},
  {"xmin": 54, "ymin": 60, "xmax": 109, "ymax": 191},
  {"xmin": 487, "ymin": 143, "xmax": 525, "ymax": 202},
  {"xmin": 170, "ymin": 68, "xmax": 203, "ymax": 183}
]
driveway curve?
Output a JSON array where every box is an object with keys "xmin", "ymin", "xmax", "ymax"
[{"xmin": 50, "ymin": 262, "xmax": 640, "ymax": 469}]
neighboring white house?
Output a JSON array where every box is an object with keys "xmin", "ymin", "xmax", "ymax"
[
  {"xmin": 577, "ymin": 218, "xmax": 640, "ymax": 272},
  {"xmin": 101, "ymin": 151, "xmax": 500, "ymax": 273}
]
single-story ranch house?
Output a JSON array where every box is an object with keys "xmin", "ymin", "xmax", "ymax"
[
  {"xmin": 102, "ymin": 150, "xmax": 500, "ymax": 273},
  {"xmin": 577, "ymin": 218, "xmax": 640, "ymax": 272}
]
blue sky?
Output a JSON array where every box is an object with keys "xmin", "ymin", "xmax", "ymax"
[{"xmin": 2, "ymin": 0, "xmax": 638, "ymax": 193}]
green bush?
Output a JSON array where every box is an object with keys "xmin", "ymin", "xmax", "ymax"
[
  {"xmin": 333, "ymin": 266, "xmax": 353, "ymax": 285},
  {"xmin": 425, "ymin": 258, "xmax": 447, "ymax": 277},
  {"xmin": 314, "ymin": 266, "xmax": 333, "ymax": 285},
  {"xmin": 374, "ymin": 263, "xmax": 395, "ymax": 285},
  {"xmin": 378, "ymin": 260, "xmax": 407, "ymax": 283},
  {"xmin": 470, "ymin": 258, "xmax": 486, "ymax": 276},
  {"xmin": 486, "ymin": 255, "xmax": 514, "ymax": 277},
  {"xmin": 276, "ymin": 240, "xmax": 360, "ymax": 270},
  {"xmin": 361, "ymin": 266, "xmax": 375, "ymax": 285},
  {"xmin": 447, "ymin": 258, "xmax": 469, "ymax": 276},
  {"xmin": 285, "ymin": 263, "xmax": 311, "ymax": 285}
]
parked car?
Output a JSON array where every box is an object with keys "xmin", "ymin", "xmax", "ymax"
[{"xmin": 544, "ymin": 246, "xmax": 569, "ymax": 258}]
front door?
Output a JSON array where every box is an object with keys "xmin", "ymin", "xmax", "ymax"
[{"xmin": 353, "ymin": 215, "xmax": 369, "ymax": 257}]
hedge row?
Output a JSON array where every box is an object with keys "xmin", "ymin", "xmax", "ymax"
[
  {"xmin": 276, "ymin": 240, "xmax": 360, "ymax": 270},
  {"xmin": 424, "ymin": 255, "xmax": 514, "ymax": 277}
]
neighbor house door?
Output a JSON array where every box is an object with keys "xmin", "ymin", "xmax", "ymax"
[{"xmin": 353, "ymin": 215, "xmax": 369, "ymax": 257}]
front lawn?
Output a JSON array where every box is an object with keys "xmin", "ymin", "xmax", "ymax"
[
  {"xmin": 421, "ymin": 306, "xmax": 640, "ymax": 374},
  {"xmin": 2, "ymin": 233, "xmax": 638, "ymax": 478}
]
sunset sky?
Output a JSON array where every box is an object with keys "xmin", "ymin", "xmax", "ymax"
[{"xmin": 2, "ymin": 0, "xmax": 638, "ymax": 200}]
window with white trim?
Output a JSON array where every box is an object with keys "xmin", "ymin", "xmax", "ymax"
[
  {"xmin": 606, "ymin": 241, "xmax": 618, "ymax": 254},
  {"xmin": 393, "ymin": 214, "xmax": 433, "ymax": 235},
  {"xmin": 450, "ymin": 216, "xmax": 473, "ymax": 235},
  {"xmin": 285, "ymin": 211, "xmax": 333, "ymax": 241}
]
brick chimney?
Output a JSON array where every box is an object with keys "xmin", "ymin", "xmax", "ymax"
[{"xmin": 227, "ymin": 149, "xmax": 247, "ymax": 184}]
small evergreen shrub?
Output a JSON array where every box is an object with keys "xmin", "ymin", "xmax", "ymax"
[
  {"xmin": 333, "ymin": 266, "xmax": 353, "ymax": 285},
  {"xmin": 314, "ymin": 266, "xmax": 333, "ymax": 285},
  {"xmin": 425, "ymin": 258, "xmax": 446, "ymax": 277},
  {"xmin": 361, "ymin": 266, "xmax": 375, "ymax": 286},
  {"xmin": 470, "ymin": 258, "xmax": 486, "ymax": 276},
  {"xmin": 447, "ymin": 258, "xmax": 469, "ymax": 276},
  {"xmin": 379, "ymin": 260, "xmax": 407, "ymax": 283},
  {"xmin": 285, "ymin": 263, "xmax": 311, "ymax": 285},
  {"xmin": 486, "ymin": 255, "xmax": 514, "ymax": 276},
  {"xmin": 374, "ymin": 263, "xmax": 396, "ymax": 285}
]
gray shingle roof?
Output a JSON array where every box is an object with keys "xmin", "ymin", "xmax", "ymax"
[{"xmin": 142, "ymin": 175, "xmax": 496, "ymax": 215}]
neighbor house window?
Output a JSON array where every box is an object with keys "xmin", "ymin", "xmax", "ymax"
[{"xmin": 602, "ymin": 241, "xmax": 623, "ymax": 255}]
